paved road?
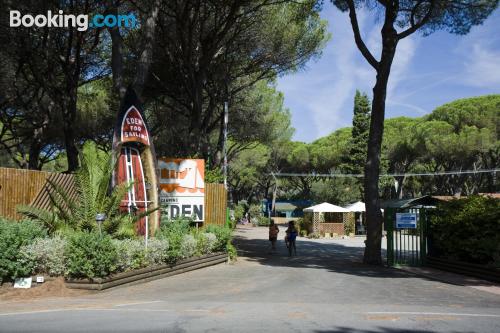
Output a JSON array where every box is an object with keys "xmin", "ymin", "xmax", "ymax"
[{"xmin": 0, "ymin": 225, "xmax": 499, "ymax": 333}]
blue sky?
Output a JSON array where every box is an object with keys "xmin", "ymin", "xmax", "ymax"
[{"xmin": 277, "ymin": 6, "xmax": 500, "ymax": 143}]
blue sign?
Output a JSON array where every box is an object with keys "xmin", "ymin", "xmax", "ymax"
[{"xmin": 396, "ymin": 213, "xmax": 417, "ymax": 229}]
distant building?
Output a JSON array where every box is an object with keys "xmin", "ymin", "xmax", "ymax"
[{"xmin": 262, "ymin": 199, "xmax": 313, "ymax": 218}]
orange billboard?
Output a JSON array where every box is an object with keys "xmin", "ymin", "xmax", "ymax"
[{"xmin": 158, "ymin": 158, "xmax": 205, "ymax": 221}]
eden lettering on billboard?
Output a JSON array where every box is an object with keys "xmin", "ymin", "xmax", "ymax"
[{"xmin": 159, "ymin": 159, "xmax": 205, "ymax": 222}]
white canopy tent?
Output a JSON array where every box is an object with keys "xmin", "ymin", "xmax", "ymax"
[
  {"xmin": 345, "ymin": 201, "xmax": 365, "ymax": 212},
  {"xmin": 303, "ymin": 202, "xmax": 353, "ymax": 236},
  {"xmin": 303, "ymin": 202, "xmax": 350, "ymax": 213}
]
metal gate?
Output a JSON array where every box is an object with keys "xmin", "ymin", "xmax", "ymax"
[{"xmin": 385, "ymin": 207, "xmax": 429, "ymax": 267}]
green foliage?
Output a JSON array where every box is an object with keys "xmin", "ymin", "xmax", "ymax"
[
  {"xmin": 157, "ymin": 216, "xmax": 193, "ymax": 263},
  {"xmin": 205, "ymin": 225, "xmax": 233, "ymax": 253},
  {"xmin": 344, "ymin": 90, "xmax": 370, "ymax": 174},
  {"xmin": 248, "ymin": 204, "xmax": 263, "ymax": 223},
  {"xmin": 18, "ymin": 142, "xmax": 149, "ymax": 237},
  {"xmin": 145, "ymin": 238, "xmax": 170, "ymax": 266},
  {"xmin": 180, "ymin": 234, "xmax": 197, "ymax": 259},
  {"xmin": 205, "ymin": 168, "xmax": 224, "ymax": 184},
  {"xmin": 65, "ymin": 231, "xmax": 118, "ymax": 279},
  {"xmin": 344, "ymin": 214, "xmax": 355, "ymax": 236},
  {"xmin": 256, "ymin": 216, "xmax": 271, "ymax": 226},
  {"xmin": 295, "ymin": 217, "xmax": 310, "ymax": 236},
  {"xmin": 113, "ymin": 239, "xmax": 147, "ymax": 272},
  {"xmin": 0, "ymin": 218, "xmax": 47, "ymax": 280},
  {"xmin": 430, "ymin": 196, "xmax": 500, "ymax": 267},
  {"xmin": 226, "ymin": 243, "xmax": 238, "ymax": 261},
  {"xmin": 17, "ymin": 236, "xmax": 66, "ymax": 277},
  {"xmin": 312, "ymin": 178, "xmax": 362, "ymax": 206},
  {"xmin": 427, "ymin": 94, "xmax": 500, "ymax": 134},
  {"xmin": 234, "ymin": 203, "xmax": 247, "ymax": 222}
]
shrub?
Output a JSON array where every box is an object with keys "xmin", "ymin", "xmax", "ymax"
[
  {"xmin": 344, "ymin": 214, "xmax": 355, "ymax": 236},
  {"xmin": 146, "ymin": 238, "xmax": 169, "ymax": 266},
  {"xmin": 248, "ymin": 204, "xmax": 262, "ymax": 220},
  {"xmin": 430, "ymin": 196, "xmax": 500, "ymax": 267},
  {"xmin": 113, "ymin": 239, "xmax": 147, "ymax": 272},
  {"xmin": 65, "ymin": 232, "xmax": 118, "ymax": 279},
  {"xmin": 0, "ymin": 218, "xmax": 47, "ymax": 280},
  {"xmin": 157, "ymin": 216, "xmax": 192, "ymax": 263},
  {"xmin": 234, "ymin": 202, "xmax": 247, "ymax": 222},
  {"xmin": 17, "ymin": 142, "xmax": 156, "ymax": 238},
  {"xmin": 227, "ymin": 243, "xmax": 238, "ymax": 261},
  {"xmin": 17, "ymin": 236, "xmax": 66, "ymax": 277},
  {"xmin": 257, "ymin": 216, "xmax": 270, "ymax": 226},
  {"xmin": 180, "ymin": 234, "xmax": 197, "ymax": 259},
  {"xmin": 205, "ymin": 232, "xmax": 217, "ymax": 253},
  {"xmin": 192, "ymin": 231, "xmax": 217, "ymax": 255},
  {"xmin": 205, "ymin": 225, "xmax": 232, "ymax": 252}
]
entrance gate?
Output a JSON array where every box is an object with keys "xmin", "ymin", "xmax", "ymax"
[{"xmin": 385, "ymin": 207, "xmax": 429, "ymax": 267}]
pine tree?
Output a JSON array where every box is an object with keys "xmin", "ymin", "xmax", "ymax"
[{"xmin": 344, "ymin": 90, "xmax": 371, "ymax": 175}]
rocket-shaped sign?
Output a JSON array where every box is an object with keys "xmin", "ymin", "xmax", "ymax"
[{"xmin": 112, "ymin": 88, "xmax": 160, "ymax": 236}]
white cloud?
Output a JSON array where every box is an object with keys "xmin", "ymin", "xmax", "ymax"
[
  {"xmin": 460, "ymin": 43, "xmax": 500, "ymax": 87},
  {"xmin": 453, "ymin": 11, "xmax": 500, "ymax": 88},
  {"xmin": 277, "ymin": 7, "xmax": 378, "ymax": 141}
]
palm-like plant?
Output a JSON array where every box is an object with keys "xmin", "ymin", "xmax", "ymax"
[{"xmin": 18, "ymin": 142, "xmax": 151, "ymax": 238}]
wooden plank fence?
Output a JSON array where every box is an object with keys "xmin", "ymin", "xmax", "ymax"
[
  {"xmin": 204, "ymin": 183, "xmax": 227, "ymax": 226},
  {"xmin": 0, "ymin": 167, "xmax": 227, "ymax": 225},
  {"xmin": 0, "ymin": 167, "xmax": 53, "ymax": 220}
]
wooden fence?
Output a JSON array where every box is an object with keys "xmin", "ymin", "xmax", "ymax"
[
  {"xmin": 0, "ymin": 167, "xmax": 53, "ymax": 220},
  {"xmin": 0, "ymin": 167, "xmax": 227, "ymax": 225},
  {"xmin": 204, "ymin": 183, "xmax": 227, "ymax": 226}
]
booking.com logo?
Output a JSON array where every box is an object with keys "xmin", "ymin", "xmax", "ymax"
[{"xmin": 9, "ymin": 10, "xmax": 137, "ymax": 31}]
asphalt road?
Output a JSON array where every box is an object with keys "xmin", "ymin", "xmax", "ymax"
[{"xmin": 0, "ymin": 225, "xmax": 499, "ymax": 333}]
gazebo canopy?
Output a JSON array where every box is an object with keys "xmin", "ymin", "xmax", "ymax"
[
  {"xmin": 345, "ymin": 201, "xmax": 365, "ymax": 212},
  {"xmin": 303, "ymin": 202, "xmax": 350, "ymax": 213}
]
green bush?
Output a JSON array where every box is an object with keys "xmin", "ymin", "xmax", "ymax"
[
  {"xmin": 296, "ymin": 218, "xmax": 310, "ymax": 236},
  {"xmin": 65, "ymin": 231, "xmax": 118, "ymax": 279},
  {"xmin": 145, "ymin": 238, "xmax": 169, "ymax": 266},
  {"xmin": 17, "ymin": 236, "xmax": 66, "ymax": 277},
  {"xmin": 226, "ymin": 242, "xmax": 237, "ymax": 261},
  {"xmin": 430, "ymin": 196, "xmax": 500, "ymax": 267},
  {"xmin": 192, "ymin": 230, "xmax": 213, "ymax": 256},
  {"xmin": 0, "ymin": 218, "xmax": 47, "ymax": 280},
  {"xmin": 157, "ymin": 216, "xmax": 192, "ymax": 263},
  {"xmin": 248, "ymin": 204, "xmax": 262, "ymax": 221},
  {"xmin": 180, "ymin": 234, "xmax": 197, "ymax": 259},
  {"xmin": 113, "ymin": 239, "xmax": 147, "ymax": 271},
  {"xmin": 234, "ymin": 203, "xmax": 247, "ymax": 222},
  {"xmin": 257, "ymin": 216, "xmax": 270, "ymax": 226},
  {"xmin": 205, "ymin": 225, "xmax": 232, "ymax": 252},
  {"xmin": 344, "ymin": 214, "xmax": 355, "ymax": 236},
  {"xmin": 17, "ymin": 142, "xmax": 149, "ymax": 238}
]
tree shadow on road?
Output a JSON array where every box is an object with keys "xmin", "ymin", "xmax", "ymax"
[
  {"xmin": 233, "ymin": 229, "xmax": 415, "ymax": 279},
  {"xmin": 314, "ymin": 328, "xmax": 469, "ymax": 333}
]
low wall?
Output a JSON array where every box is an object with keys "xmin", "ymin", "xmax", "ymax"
[
  {"xmin": 319, "ymin": 223, "xmax": 344, "ymax": 236},
  {"xmin": 66, "ymin": 252, "xmax": 227, "ymax": 290},
  {"xmin": 272, "ymin": 217, "xmax": 300, "ymax": 225}
]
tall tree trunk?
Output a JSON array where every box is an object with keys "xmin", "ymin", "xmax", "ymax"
[
  {"xmin": 28, "ymin": 132, "xmax": 42, "ymax": 170},
  {"xmin": 64, "ymin": 92, "xmax": 79, "ymax": 172},
  {"xmin": 363, "ymin": 28, "xmax": 397, "ymax": 265}
]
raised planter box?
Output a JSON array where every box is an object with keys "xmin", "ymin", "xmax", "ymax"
[
  {"xmin": 426, "ymin": 256, "xmax": 500, "ymax": 283},
  {"xmin": 65, "ymin": 252, "xmax": 227, "ymax": 290}
]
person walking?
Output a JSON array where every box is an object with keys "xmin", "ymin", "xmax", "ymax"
[
  {"xmin": 285, "ymin": 221, "xmax": 297, "ymax": 256},
  {"xmin": 269, "ymin": 220, "xmax": 279, "ymax": 252}
]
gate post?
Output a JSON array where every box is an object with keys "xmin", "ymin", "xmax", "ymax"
[
  {"xmin": 419, "ymin": 209, "xmax": 428, "ymax": 266},
  {"xmin": 385, "ymin": 207, "xmax": 394, "ymax": 266}
]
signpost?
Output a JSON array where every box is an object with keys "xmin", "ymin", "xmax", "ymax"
[
  {"xmin": 158, "ymin": 159, "xmax": 205, "ymax": 223},
  {"xmin": 112, "ymin": 88, "xmax": 160, "ymax": 244},
  {"xmin": 395, "ymin": 213, "xmax": 417, "ymax": 229}
]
